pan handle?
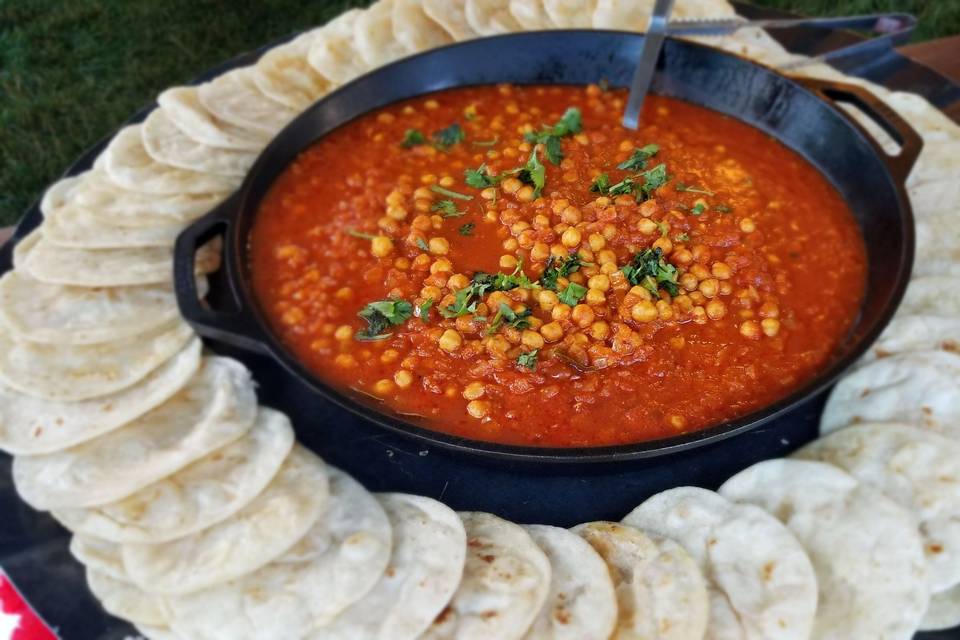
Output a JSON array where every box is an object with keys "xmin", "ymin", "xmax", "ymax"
[
  {"xmin": 796, "ymin": 77, "xmax": 922, "ymax": 184},
  {"xmin": 173, "ymin": 194, "xmax": 271, "ymax": 355}
]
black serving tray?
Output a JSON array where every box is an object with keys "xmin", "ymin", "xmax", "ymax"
[{"xmin": 1, "ymin": 5, "xmax": 958, "ymax": 638}]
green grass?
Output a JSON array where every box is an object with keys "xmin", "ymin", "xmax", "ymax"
[{"xmin": 1, "ymin": 0, "xmax": 956, "ymax": 227}]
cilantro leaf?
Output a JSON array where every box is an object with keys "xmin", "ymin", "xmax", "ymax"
[
  {"xmin": 714, "ymin": 204, "xmax": 733, "ymax": 213},
  {"xmin": 553, "ymin": 107, "xmax": 583, "ymax": 136},
  {"xmin": 542, "ymin": 135, "xmax": 564, "ymax": 165},
  {"xmin": 608, "ymin": 176, "xmax": 638, "ymax": 196},
  {"xmin": 347, "ymin": 229, "xmax": 378, "ymax": 240},
  {"xmin": 617, "ymin": 143, "xmax": 659, "ymax": 171},
  {"xmin": 675, "ymin": 232, "xmax": 690, "ymax": 243},
  {"xmin": 558, "ymin": 282, "xmax": 587, "ymax": 306},
  {"xmin": 621, "ymin": 248, "xmax": 679, "ymax": 297},
  {"xmin": 639, "ymin": 163, "xmax": 669, "ymax": 197},
  {"xmin": 401, "ymin": 129, "xmax": 426, "ymax": 148},
  {"xmin": 459, "ymin": 223, "xmax": 475, "ymax": 236},
  {"xmin": 590, "ymin": 173, "xmax": 610, "ymax": 194},
  {"xmin": 431, "ymin": 123, "xmax": 465, "ymax": 150},
  {"xmin": 675, "ymin": 182, "xmax": 714, "ymax": 195},
  {"xmin": 518, "ymin": 146, "xmax": 546, "ymax": 197},
  {"xmin": 415, "ymin": 237, "xmax": 430, "ymax": 252},
  {"xmin": 541, "ymin": 253, "xmax": 586, "ymax": 291},
  {"xmin": 431, "ymin": 199, "xmax": 466, "ymax": 218},
  {"xmin": 465, "ymin": 163, "xmax": 510, "ymax": 189},
  {"xmin": 691, "ymin": 202, "xmax": 706, "ymax": 216},
  {"xmin": 417, "ymin": 298, "xmax": 433, "ymax": 323},
  {"xmin": 356, "ymin": 299, "xmax": 413, "ymax": 340},
  {"xmin": 488, "ymin": 302, "xmax": 532, "ymax": 335},
  {"xmin": 522, "ymin": 107, "xmax": 582, "ymax": 165},
  {"xmin": 430, "ymin": 184, "xmax": 473, "ymax": 201},
  {"xmin": 517, "ymin": 349, "xmax": 539, "ymax": 371},
  {"xmin": 440, "ymin": 287, "xmax": 480, "ymax": 318}
]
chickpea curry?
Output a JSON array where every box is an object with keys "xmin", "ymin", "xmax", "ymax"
[{"xmin": 249, "ymin": 84, "xmax": 866, "ymax": 447}]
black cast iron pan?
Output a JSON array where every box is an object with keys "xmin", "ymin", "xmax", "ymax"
[{"xmin": 174, "ymin": 30, "xmax": 920, "ymax": 463}]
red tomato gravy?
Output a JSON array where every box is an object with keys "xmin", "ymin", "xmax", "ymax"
[{"xmin": 249, "ymin": 84, "xmax": 866, "ymax": 447}]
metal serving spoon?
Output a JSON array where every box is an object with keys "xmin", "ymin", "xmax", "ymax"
[{"xmin": 622, "ymin": 9, "xmax": 916, "ymax": 129}]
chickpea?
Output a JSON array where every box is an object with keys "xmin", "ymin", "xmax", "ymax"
[
  {"xmin": 656, "ymin": 300, "xmax": 674, "ymax": 321},
  {"xmin": 500, "ymin": 254, "xmax": 519, "ymax": 270},
  {"xmin": 691, "ymin": 245, "xmax": 711, "ymax": 263},
  {"xmin": 740, "ymin": 320, "xmax": 761, "ymax": 339},
  {"xmin": 588, "ymin": 233, "xmax": 606, "ymax": 251},
  {"xmin": 637, "ymin": 218, "xmax": 659, "ymax": 235},
  {"xmin": 385, "ymin": 189, "xmax": 404, "ymax": 206},
  {"xmin": 531, "ymin": 242, "xmax": 551, "ymax": 262},
  {"xmin": 706, "ymin": 299, "xmax": 727, "ymax": 320},
  {"xmin": 631, "ymin": 300, "xmax": 658, "ymax": 323},
  {"xmin": 447, "ymin": 274, "xmax": 470, "ymax": 291},
  {"xmin": 463, "ymin": 381, "xmax": 486, "ymax": 400},
  {"xmin": 412, "ymin": 253, "xmax": 432, "ymax": 270},
  {"xmin": 761, "ymin": 317, "xmax": 781, "ymax": 337},
  {"xmin": 699, "ymin": 278, "xmax": 719, "ymax": 298},
  {"xmin": 371, "ymin": 236, "xmax": 394, "ymax": 257},
  {"xmin": 680, "ymin": 272, "xmax": 699, "ymax": 292},
  {"xmin": 690, "ymin": 264, "xmax": 711, "ymax": 281},
  {"xmin": 486, "ymin": 335, "xmax": 511, "ymax": 358},
  {"xmin": 501, "ymin": 177, "xmax": 522, "ymax": 193},
  {"xmin": 428, "ymin": 237, "xmax": 450, "ymax": 255},
  {"xmin": 585, "ymin": 288, "xmax": 606, "ymax": 306},
  {"xmin": 421, "ymin": 285, "xmax": 442, "ymax": 300},
  {"xmin": 386, "ymin": 206, "xmax": 408, "ymax": 221},
  {"xmin": 335, "ymin": 353, "xmax": 357, "ymax": 368},
  {"xmin": 652, "ymin": 237, "xmax": 673, "ymax": 254},
  {"xmin": 466, "ymin": 399, "xmax": 491, "ymax": 419},
  {"xmin": 740, "ymin": 217, "xmax": 757, "ymax": 233},
  {"xmin": 572, "ymin": 304, "xmax": 595, "ymax": 328},
  {"xmin": 711, "ymin": 261, "xmax": 732, "ymax": 280},
  {"xmin": 561, "ymin": 206, "xmax": 582, "ymax": 224},
  {"xmin": 430, "ymin": 258, "xmax": 453, "ymax": 274},
  {"xmin": 639, "ymin": 200, "xmax": 659, "ymax": 217},
  {"xmin": 691, "ymin": 306, "xmax": 707, "ymax": 324},
  {"xmin": 587, "ymin": 274, "xmax": 610, "ymax": 292},
  {"xmin": 373, "ymin": 379, "xmax": 394, "ymax": 395},
  {"xmin": 674, "ymin": 294, "xmax": 693, "ymax": 313},
  {"xmin": 411, "ymin": 214, "xmax": 432, "ymax": 231},
  {"xmin": 758, "ymin": 302, "xmax": 780, "ymax": 318},
  {"xmin": 521, "ymin": 330, "xmax": 546, "ymax": 349},
  {"xmin": 540, "ymin": 321, "xmax": 564, "ymax": 342},
  {"xmin": 551, "ymin": 303, "xmax": 572, "ymax": 321},
  {"xmin": 589, "ymin": 321, "xmax": 610, "ymax": 340},
  {"xmin": 628, "ymin": 285, "xmax": 653, "ymax": 301},
  {"xmin": 394, "ymin": 370, "xmax": 413, "ymax": 389},
  {"xmin": 503, "ymin": 238, "xmax": 520, "ymax": 252},
  {"xmin": 439, "ymin": 329, "xmax": 463, "ymax": 352},
  {"xmin": 413, "ymin": 186, "xmax": 433, "ymax": 200},
  {"xmin": 481, "ymin": 187, "xmax": 497, "ymax": 200},
  {"xmin": 719, "ymin": 281, "xmax": 733, "ymax": 296},
  {"xmin": 538, "ymin": 290, "xmax": 559, "ymax": 311},
  {"xmin": 672, "ymin": 248, "xmax": 693, "ymax": 265},
  {"xmin": 516, "ymin": 185, "xmax": 535, "ymax": 202},
  {"xmin": 597, "ymin": 249, "xmax": 617, "ymax": 265},
  {"xmin": 561, "ymin": 227, "xmax": 582, "ymax": 248}
]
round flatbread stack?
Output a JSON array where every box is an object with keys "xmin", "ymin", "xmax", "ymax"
[
  {"xmin": 419, "ymin": 511, "xmax": 551, "ymax": 640},
  {"xmin": 521, "ymin": 524, "xmax": 617, "ymax": 640},
  {"xmin": 572, "ymin": 520, "xmax": 708, "ymax": 639},
  {"xmin": 623, "ymin": 486, "xmax": 817, "ymax": 640},
  {"xmin": 720, "ymin": 459, "xmax": 930, "ymax": 640},
  {"xmin": 1, "ymin": 0, "xmax": 959, "ymax": 637}
]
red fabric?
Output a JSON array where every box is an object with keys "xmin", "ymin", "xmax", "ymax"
[{"xmin": 0, "ymin": 571, "xmax": 56, "ymax": 640}]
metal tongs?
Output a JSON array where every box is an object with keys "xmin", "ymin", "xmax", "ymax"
[{"xmin": 623, "ymin": 0, "xmax": 917, "ymax": 128}]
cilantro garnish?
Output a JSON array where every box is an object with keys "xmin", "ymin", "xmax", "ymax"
[
  {"xmin": 417, "ymin": 298, "xmax": 433, "ymax": 323},
  {"xmin": 590, "ymin": 173, "xmax": 610, "ymax": 194},
  {"xmin": 430, "ymin": 184, "xmax": 473, "ymax": 201},
  {"xmin": 541, "ymin": 253, "xmax": 586, "ymax": 291},
  {"xmin": 675, "ymin": 182, "xmax": 714, "ymax": 196},
  {"xmin": 415, "ymin": 237, "xmax": 430, "ymax": 252},
  {"xmin": 400, "ymin": 129, "xmax": 425, "ymax": 148},
  {"xmin": 558, "ymin": 282, "xmax": 587, "ymax": 306},
  {"xmin": 617, "ymin": 143, "xmax": 659, "ymax": 171},
  {"xmin": 347, "ymin": 229, "xmax": 378, "ymax": 240},
  {"xmin": 639, "ymin": 163, "xmax": 669, "ymax": 198},
  {"xmin": 472, "ymin": 137, "xmax": 499, "ymax": 147},
  {"xmin": 714, "ymin": 204, "xmax": 733, "ymax": 213},
  {"xmin": 488, "ymin": 302, "xmax": 532, "ymax": 335},
  {"xmin": 607, "ymin": 176, "xmax": 638, "ymax": 197},
  {"xmin": 431, "ymin": 123, "xmax": 465, "ymax": 150},
  {"xmin": 518, "ymin": 146, "xmax": 546, "ymax": 197},
  {"xmin": 465, "ymin": 163, "xmax": 515, "ymax": 189},
  {"xmin": 621, "ymin": 248, "xmax": 679, "ymax": 297},
  {"xmin": 440, "ymin": 287, "xmax": 478, "ymax": 319},
  {"xmin": 675, "ymin": 232, "xmax": 690, "ymax": 243},
  {"xmin": 459, "ymin": 223, "xmax": 475, "ymax": 236},
  {"xmin": 517, "ymin": 349, "xmax": 539, "ymax": 371},
  {"xmin": 523, "ymin": 107, "xmax": 582, "ymax": 164},
  {"xmin": 441, "ymin": 262, "xmax": 539, "ymax": 320},
  {"xmin": 691, "ymin": 202, "xmax": 707, "ymax": 216},
  {"xmin": 431, "ymin": 199, "xmax": 466, "ymax": 218},
  {"xmin": 356, "ymin": 299, "xmax": 413, "ymax": 341}
]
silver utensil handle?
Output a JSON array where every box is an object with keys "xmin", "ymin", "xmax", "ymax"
[{"xmin": 623, "ymin": 0, "xmax": 676, "ymax": 129}]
